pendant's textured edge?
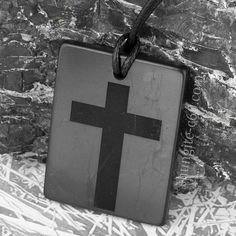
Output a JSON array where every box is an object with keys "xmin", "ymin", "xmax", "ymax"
[{"xmin": 58, "ymin": 39, "xmax": 189, "ymax": 71}]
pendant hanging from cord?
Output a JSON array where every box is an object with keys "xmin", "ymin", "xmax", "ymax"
[{"xmin": 112, "ymin": 0, "xmax": 163, "ymax": 80}]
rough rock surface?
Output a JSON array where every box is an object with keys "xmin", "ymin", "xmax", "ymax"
[{"xmin": 0, "ymin": 0, "xmax": 236, "ymax": 193}]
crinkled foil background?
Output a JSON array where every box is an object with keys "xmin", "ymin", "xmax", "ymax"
[{"xmin": 0, "ymin": 0, "xmax": 236, "ymax": 235}]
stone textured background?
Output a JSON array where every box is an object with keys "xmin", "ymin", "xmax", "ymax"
[{"xmin": 0, "ymin": 0, "xmax": 236, "ymax": 193}]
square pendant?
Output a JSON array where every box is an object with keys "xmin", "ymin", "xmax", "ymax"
[{"xmin": 44, "ymin": 43, "xmax": 186, "ymax": 226}]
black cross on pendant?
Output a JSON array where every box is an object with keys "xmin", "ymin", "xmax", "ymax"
[{"xmin": 70, "ymin": 82, "xmax": 162, "ymax": 211}]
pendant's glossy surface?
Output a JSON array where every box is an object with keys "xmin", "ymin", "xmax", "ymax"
[{"xmin": 44, "ymin": 43, "xmax": 186, "ymax": 226}]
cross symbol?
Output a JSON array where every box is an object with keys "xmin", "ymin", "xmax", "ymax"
[{"xmin": 70, "ymin": 82, "xmax": 162, "ymax": 211}]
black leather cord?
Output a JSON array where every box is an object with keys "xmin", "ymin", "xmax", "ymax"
[{"xmin": 112, "ymin": 0, "xmax": 163, "ymax": 80}]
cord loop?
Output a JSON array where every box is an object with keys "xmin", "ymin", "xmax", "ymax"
[
  {"xmin": 112, "ymin": 0, "xmax": 163, "ymax": 80},
  {"xmin": 112, "ymin": 33, "xmax": 140, "ymax": 80}
]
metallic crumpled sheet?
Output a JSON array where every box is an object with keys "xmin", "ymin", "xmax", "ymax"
[
  {"xmin": 0, "ymin": 0, "xmax": 235, "ymax": 232},
  {"xmin": 0, "ymin": 0, "xmax": 235, "ymax": 192}
]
